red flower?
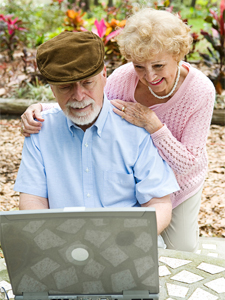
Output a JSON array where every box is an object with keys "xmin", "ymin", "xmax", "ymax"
[{"xmin": 0, "ymin": 14, "xmax": 26, "ymax": 36}]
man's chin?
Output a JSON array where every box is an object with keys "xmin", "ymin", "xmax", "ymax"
[
  {"xmin": 72, "ymin": 117, "xmax": 96, "ymax": 126},
  {"xmin": 63, "ymin": 104, "xmax": 101, "ymax": 127},
  {"xmin": 67, "ymin": 111, "xmax": 100, "ymax": 126}
]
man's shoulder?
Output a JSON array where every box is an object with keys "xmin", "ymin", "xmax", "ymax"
[
  {"xmin": 37, "ymin": 107, "xmax": 67, "ymax": 136},
  {"xmin": 41, "ymin": 106, "xmax": 63, "ymax": 117},
  {"xmin": 40, "ymin": 106, "xmax": 66, "ymax": 125},
  {"xmin": 107, "ymin": 103, "xmax": 149, "ymax": 138}
]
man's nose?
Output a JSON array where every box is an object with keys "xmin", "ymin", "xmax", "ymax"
[{"xmin": 72, "ymin": 83, "xmax": 85, "ymax": 101}]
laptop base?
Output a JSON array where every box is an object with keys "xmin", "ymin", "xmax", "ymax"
[{"xmin": 15, "ymin": 292, "xmax": 158, "ymax": 300}]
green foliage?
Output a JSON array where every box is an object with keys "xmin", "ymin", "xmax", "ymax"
[
  {"xmin": 0, "ymin": 13, "xmax": 27, "ymax": 61},
  {"xmin": 181, "ymin": 6, "xmax": 207, "ymax": 19},
  {"xmin": 85, "ymin": 4, "xmax": 107, "ymax": 20},
  {"xmin": 187, "ymin": 18, "xmax": 205, "ymax": 33},
  {"xmin": 61, "ymin": 2, "xmax": 131, "ymax": 62},
  {"xmin": 1, "ymin": 0, "xmax": 223, "ymax": 94},
  {"xmin": 0, "ymin": 0, "xmax": 65, "ymax": 48},
  {"xmin": 199, "ymin": 0, "xmax": 225, "ymax": 93},
  {"xmin": 12, "ymin": 82, "xmax": 55, "ymax": 101},
  {"xmin": 36, "ymin": 27, "xmax": 65, "ymax": 46}
]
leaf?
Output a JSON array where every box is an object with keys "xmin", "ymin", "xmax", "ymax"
[
  {"xmin": 94, "ymin": 18, "xmax": 106, "ymax": 38},
  {"xmin": 209, "ymin": 8, "xmax": 219, "ymax": 22},
  {"xmin": 215, "ymin": 81, "xmax": 223, "ymax": 94},
  {"xmin": 104, "ymin": 29, "xmax": 122, "ymax": 44},
  {"xmin": 211, "ymin": 27, "xmax": 219, "ymax": 38},
  {"xmin": 205, "ymin": 16, "xmax": 213, "ymax": 24}
]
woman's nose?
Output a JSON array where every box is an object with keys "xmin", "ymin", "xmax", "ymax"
[{"xmin": 145, "ymin": 70, "xmax": 157, "ymax": 83}]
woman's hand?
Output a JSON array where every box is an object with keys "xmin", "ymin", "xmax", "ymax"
[
  {"xmin": 21, "ymin": 103, "xmax": 44, "ymax": 137},
  {"xmin": 110, "ymin": 99, "xmax": 163, "ymax": 134}
]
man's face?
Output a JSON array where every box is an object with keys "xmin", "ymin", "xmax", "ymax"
[{"xmin": 51, "ymin": 66, "xmax": 107, "ymax": 130}]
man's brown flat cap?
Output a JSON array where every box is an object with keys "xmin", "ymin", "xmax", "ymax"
[{"xmin": 36, "ymin": 31, "xmax": 105, "ymax": 85}]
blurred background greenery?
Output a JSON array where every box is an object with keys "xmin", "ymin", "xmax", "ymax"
[{"xmin": 0, "ymin": 0, "xmax": 224, "ymax": 100}]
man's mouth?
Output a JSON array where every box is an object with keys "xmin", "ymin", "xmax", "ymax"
[
  {"xmin": 149, "ymin": 78, "xmax": 164, "ymax": 86},
  {"xmin": 70, "ymin": 104, "xmax": 92, "ymax": 112}
]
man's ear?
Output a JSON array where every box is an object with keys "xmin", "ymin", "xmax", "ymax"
[
  {"xmin": 102, "ymin": 65, "xmax": 107, "ymax": 78},
  {"xmin": 50, "ymin": 85, "xmax": 56, "ymax": 97}
]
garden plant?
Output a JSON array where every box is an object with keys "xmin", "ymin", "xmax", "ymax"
[
  {"xmin": 0, "ymin": 0, "xmax": 224, "ymax": 102},
  {"xmin": 199, "ymin": 0, "xmax": 225, "ymax": 93}
]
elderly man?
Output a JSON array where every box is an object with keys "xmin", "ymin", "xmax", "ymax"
[{"xmin": 14, "ymin": 31, "xmax": 179, "ymax": 235}]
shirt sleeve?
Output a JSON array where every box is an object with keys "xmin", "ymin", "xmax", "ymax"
[
  {"xmin": 151, "ymin": 83, "xmax": 215, "ymax": 175},
  {"xmin": 134, "ymin": 134, "xmax": 180, "ymax": 204},
  {"xmin": 14, "ymin": 135, "xmax": 48, "ymax": 198},
  {"xmin": 105, "ymin": 63, "xmax": 137, "ymax": 102}
]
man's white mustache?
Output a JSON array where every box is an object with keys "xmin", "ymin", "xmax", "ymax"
[{"xmin": 66, "ymin": 99, "xmax": 94, "ymax": 109}]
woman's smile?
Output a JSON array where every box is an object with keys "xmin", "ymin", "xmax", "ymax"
[{"xmin": 149, "ymin": 78, "xmax": 164, "ymax": 86}]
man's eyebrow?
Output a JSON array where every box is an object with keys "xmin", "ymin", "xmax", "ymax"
[{"xmin": 58, "ymin": 84, "xmax": 71, "ymax": 87}]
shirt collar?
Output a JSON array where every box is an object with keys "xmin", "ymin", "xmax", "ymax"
[{"xmin": 67, "ymin": 93, "xmax": 110, "ymax": 137}]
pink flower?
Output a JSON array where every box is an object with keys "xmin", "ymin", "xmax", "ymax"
[
  {"xmin": 93, "ymin": 19, "xmax": 107, "ymax": 38},
  {"xmin": 104, "ymin": 28, "xmax": 122, "ymax": 44},
  {"xmin": 0, "ymin": 14, "xmax": 26, "ymax": 36}
]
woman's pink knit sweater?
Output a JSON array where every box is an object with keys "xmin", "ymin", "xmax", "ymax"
[
  {"xmin": 42, "ymin": 62, "xmax": 215, "ymax": 208},
  {"xmin": 105, "ymin": 62, "xmax": 215, "ymax": 208}
]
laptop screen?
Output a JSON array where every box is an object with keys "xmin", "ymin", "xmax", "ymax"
[{"xmin": 0, "ymin": 207, "xmax": 159, "ymax": 298}]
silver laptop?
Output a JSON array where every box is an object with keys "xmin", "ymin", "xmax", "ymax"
[{"xmin": 0, "ymin": 207, "xmax": 159, "ymax": 300}]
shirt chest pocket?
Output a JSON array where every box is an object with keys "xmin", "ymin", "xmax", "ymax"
[{"xmin": 102, "ymin": 171, "xmax": 137, "ymax": 207}]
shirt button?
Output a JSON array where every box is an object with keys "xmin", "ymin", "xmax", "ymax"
[
  {"xmin": 87, "ymin": 193, "xmax": 91, "ymax": 197},
  {"xmin": 85, "ymin": 143, "xmax": 88, "ymax": 147},
  {"xmin": 85, "ymin": 168, "xmax": 89, "ymax": 173}
]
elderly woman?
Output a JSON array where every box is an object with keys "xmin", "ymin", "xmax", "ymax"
[{"xmin": 20, "ymin": 8, "xmax": 215, "ymax": 252}]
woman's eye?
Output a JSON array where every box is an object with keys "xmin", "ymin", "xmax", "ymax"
[
  {"xmin": 134, "ymin": 65, "xmax": 143, "ymax": 69},
  {"xmin": 154, "ymin": 64, "xmax": 163, "ymax": 69}
]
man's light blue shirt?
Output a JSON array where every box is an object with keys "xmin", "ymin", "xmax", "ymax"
[{"xmin": 14, "ymin": 96, "xmax": 180, "ymax": 208}]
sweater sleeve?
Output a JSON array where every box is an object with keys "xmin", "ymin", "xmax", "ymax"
[
  {"xmin": 105, "ymin": 63, "xmax": 137, "ymax": 102},
  {"xmin": 151, "ymin": 75, "xmax": 215, "ymax": 175}
]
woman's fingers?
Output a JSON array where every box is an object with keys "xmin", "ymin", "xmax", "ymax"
[
  {"xmin": 21, "ymin": 104, "xmax": 44, "ymax": 136},
  {"xmin": 111, "ymin": 99, "xmax": 146, "ymax": 126},
  {"xmin": 22, "ymin": 103, "xmax": 44, "ymax": 125},
  {"xmin": 110, "ymin": 99, "xmax": 125, "ymax": 108},
  {"xmin": 110, "ymin": 99, "xmax": 163, "ymax": 134},
  {"xmin": 110, "ymin": 100, "xmax": 127, "ymax": 120},
  {"xmin": 110, "ymin": 99, "xmax": 131, "ymax": 118},
  {"xmin": 21, "ymin": 117, "xmax": 41, "ymax": 134}
]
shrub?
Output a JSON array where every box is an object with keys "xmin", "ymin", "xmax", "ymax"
[
  {"xmin": 0, "ymin": 14, "xmax": 26, "ymax": 60},
  {"xmin": 199, "ymin": 0, "xmax": 225, "ymax": 93}
]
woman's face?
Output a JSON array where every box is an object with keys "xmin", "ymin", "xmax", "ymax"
[{"xmin": 132, "ymin": 51, "xmax": 179, "ymax": 96}]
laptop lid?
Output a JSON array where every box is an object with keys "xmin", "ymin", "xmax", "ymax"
[{"xmin": 0, "ymin": 207, "xmax": 159, "ymax": 300}]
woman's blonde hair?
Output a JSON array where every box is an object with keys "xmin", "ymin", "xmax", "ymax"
[{"xmin": 117, "ymin": 8, "xmax": 193, "ymax": 62}]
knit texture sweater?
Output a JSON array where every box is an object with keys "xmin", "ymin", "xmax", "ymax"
[
  {"xmin": 105, "ymin": 62, "xmax": 215, "ymax": 208},
  {"xmin": 42, "ymin": 62, "xmax": 215, "ymax": 208}
]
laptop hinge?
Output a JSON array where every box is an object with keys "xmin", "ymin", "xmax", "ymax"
[
  {"xmin": 23, "ymin": 292, "xmax": 49, "ymax": 300},
  {"xmin": 123, "ymin": 290, "xmax": 149, "ymax": 299}
]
